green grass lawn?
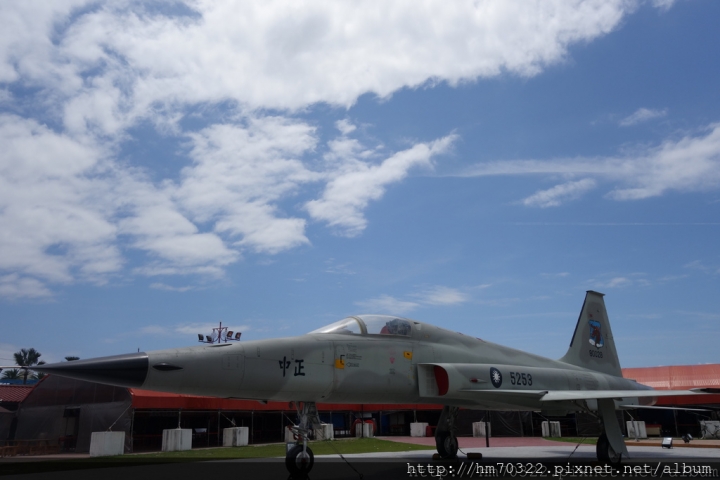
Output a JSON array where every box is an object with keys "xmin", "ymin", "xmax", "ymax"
[
  {"xmin": 545, "ymin": 437, "xmax": 598, "ymax": 445},
  {"xmin": 127, "ymin": 437, "xmax": 434, "ymax": 460},
  {"xmin": 0, "ymin": 438, "xmax": 435, "ymax": 476}
]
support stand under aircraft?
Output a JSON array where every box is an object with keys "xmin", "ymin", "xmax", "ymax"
[{"xmin": 28, "ymin": 291, "xmax": 718, "ymax": 475}]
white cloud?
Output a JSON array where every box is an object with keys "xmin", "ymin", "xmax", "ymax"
[
  {"xmin": 358, "ymin": 284, "xmax": 473, "ymax": 314},
  {"xmin": 150, "ymin": 283, "xmax": 194, "ymax": 292},
  {"xmin": 0, "ymin": 274, "xmax": 52, "ymax": 299},
  {"xmin": 116, "ymin": 174, "xmax": 239, "ymax": 277},
  {"xmin": 522, "ymin": 178, "xmax": 596, "ymax": 207},
  {"xmin": 307, "ymin": 136, "xmax": 456, "ymax": 236},
  {"xmin": 591, "ymin": 273, "xmax": 655, "ymax": 289},
  {"xmin": 335, "ymin": 119, "xmax": 356, "ymax": 136},
  {"xmin": 0, "ymin": 0, "xmax": 670, "ymax": 296},
  {"xmin": 179, "ymin": 117, "xmax": 319, "ymax": 254},
  {"xmin": 607, "ymin": 124, "xmax": 720, "ymax": 200},
  {"xmin": 684, "ymin": 260, "xmax": 708, "ymax": 271},
  {"xmin": 0, "ymin": 115, "xmax": 123, "ymax": 288},
  {"xmin": 355, "ymin": 295, "xmax": 420, "ymax": 315},
  {"xmin": 619, "ymin": 107, "xmax": 668, "ymax": 127},
  {"xmin": 413, "ymin": 286, "xmax": 469, "ymax": 306},
  {"xmin": 0, "ymin": 106, "xmax": 456, "ymax": 296},
  {"xmin": 462, "ymin": 123, "xmax": 720, "ymax": 203},
  {"xmin": 324, "ymin": 258, "xmax": 355, "ymax": 275},
  {"xmin": 596, "ymin": 276, "xmax": 632, "ymax": 288},
  {"xmin": 651, "ymin": 0, "xmax": 676, "ymax": 12},
  {"xmin": 2, "ymin": 0, "xmax": 639, "ymax": 128}
]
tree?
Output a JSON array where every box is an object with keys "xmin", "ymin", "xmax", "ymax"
[
  {"xmin": 1, "ymin": 368, "xmax": 21, "ymax": 380},
  {"xmin": 32, "ymin": 361, "xmax": 47, "ymax": 380},
  {"xmin": 13, "ymin": 348, "xmax": 42, "ymax": 385}
]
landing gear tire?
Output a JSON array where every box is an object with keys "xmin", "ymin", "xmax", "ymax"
[
  {"xmin": 436, "ymin": 431, "xmax": 458, "ymax": 459},
  {"xmin": 286, "ymin": 445, "xmax": 314, "ymax": 476},
  {"xmin": 596, "ymin": 433, "xmax": 622, "ymax": 466}
]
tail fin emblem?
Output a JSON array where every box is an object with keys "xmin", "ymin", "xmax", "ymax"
[{"xmin": 588, "ymin": 320, "xmax": 604, "ymax": 348}]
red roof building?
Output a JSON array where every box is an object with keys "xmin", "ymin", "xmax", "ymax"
[
  {"xmin": 622, "ymin": 364, "xmax": 720, "ymax": 406},
  {"xmin": 0, "ymin": 384, "xmax": 34, "ymax": 411}
]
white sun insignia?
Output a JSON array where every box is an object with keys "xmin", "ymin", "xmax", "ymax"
[{"xmin": 490, "ymin": 367, "xmax": 503, "ymax": 388}]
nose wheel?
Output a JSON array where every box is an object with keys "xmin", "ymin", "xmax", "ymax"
[
  {"xmin": 285, "ymin": 401, "xmax": 320, "ymax": 476},
  {"xmin": 286, "ymin": 444, "xmax": 314, "ymax": 475}
]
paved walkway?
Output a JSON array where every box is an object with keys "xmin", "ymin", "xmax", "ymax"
[
  {"xmin": 366, "ymin": 435, "xmax": 720, "ymax": 462},
  {"xmin": 626, "ymin": 437, "xmax": 720, "ymax": 448},
  {"xmin": 379, "ymin": 435, "xmax": 720, "ymax": 449},
  {"xmin": 379, "ymin": 435, "xmax": 574, "ymax": 448}
]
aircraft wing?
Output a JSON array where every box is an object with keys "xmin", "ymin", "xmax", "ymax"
[
  {"xmin": 540, "ymin": 388, "xmax": 719, "ymax": 402},
  {"xmin": 457, "ymin": 388, "xmax": 719, "ymax": 402},
  {"xmin": 616, "ymin": 405, "xmax": 710, "ymax": 411}
]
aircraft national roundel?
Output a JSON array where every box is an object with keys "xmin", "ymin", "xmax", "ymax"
[{"xmin": 490, "ymin": 367, "xmax": 502, "ymax": 388}]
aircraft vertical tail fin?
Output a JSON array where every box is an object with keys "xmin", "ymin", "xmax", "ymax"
[{"xmin": 559, "ymin": 291, "xmax": 622, "ymax": 377}]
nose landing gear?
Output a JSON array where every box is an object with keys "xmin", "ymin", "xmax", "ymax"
[
  {"xmin": 286, "ymin": 444, "xmax": 314, "ymax": 476},
  {"xmin": 286, "ymin": 401, "xmax": 321, "ymax": 476}
]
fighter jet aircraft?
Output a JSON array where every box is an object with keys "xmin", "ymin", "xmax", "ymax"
[{"xmin": 30, "ymin": 291, "xmax": 717, "ymax": 474}]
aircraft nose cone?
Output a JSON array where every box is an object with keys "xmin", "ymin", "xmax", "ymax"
[{"xmin": 33, "ymin": 352, "xmax": 149, "ymax": 388}]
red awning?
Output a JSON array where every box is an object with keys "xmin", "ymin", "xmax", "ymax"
[{"xmin": 128, "ymin": 388, "xmax": 441, "ymax": 411}]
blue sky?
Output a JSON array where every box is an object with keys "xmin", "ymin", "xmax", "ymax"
[{"xmin": 1, "ymin": 1, "xmax": 719, "ymax": 368}]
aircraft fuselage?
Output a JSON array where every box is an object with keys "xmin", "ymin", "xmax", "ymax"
[{"xmin": 141, "ymin": 327, "xmax": 652, "ymax": 412}]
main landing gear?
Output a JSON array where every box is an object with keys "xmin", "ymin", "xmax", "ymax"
[
  {"xmin": 286, "ymin": 401, "xmax": 321, "ymax": 476},
  {"xmin": 435, "ymin": 406, "xmax": 459, "ymax": 458},
  {"xmin": 595, "ymin": 399, "xmax": 628, "ymax": 466},
  {"xmin": 596, "ymin": 432, "xmax": 622, "ymax": 465}
]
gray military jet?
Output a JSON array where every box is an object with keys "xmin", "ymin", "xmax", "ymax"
[{"xmin": 31, "ymin": 291, "xmax": 716, "ymax": 473}]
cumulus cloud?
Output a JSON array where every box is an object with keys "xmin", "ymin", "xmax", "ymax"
[
  {"xmin": 522, "ymin": 178, "xmax": 596, "ymax": 207},
  {"xmin": 0, "ymin": 115, "xmax": 122, "ymax": 287},
  {"xmin": 619, "ymin": 107, "xmax": 668, "ymax": 127},
  {"xmin": 0, "ymin": 274, "xmax": 53, "ymax": 299},
  {"xmin": 0, "ymin": 110, "xmax": 455, "ymax": 295},
  {"xmin": 462, "ymin": 123, "xmax": 720, "ymax": 204},
  {"xmin": 306, "ymin": 135, "xmax": 456, "ymax": 236},
  {"xmin": 0, "ymin": 0, "xmax": 666, "ymax": 297},
  {"xmin": 179, "ymin": 117, "xmax": 319, "ymax": 254},
  {"xmin": 1, "ymin": 1, "xmax": 640, "ymax": 124}
]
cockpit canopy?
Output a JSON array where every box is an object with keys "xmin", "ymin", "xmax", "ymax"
[{"xmin": 309, "ymin": 315, "xmax": 413, "ymax": 337}]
